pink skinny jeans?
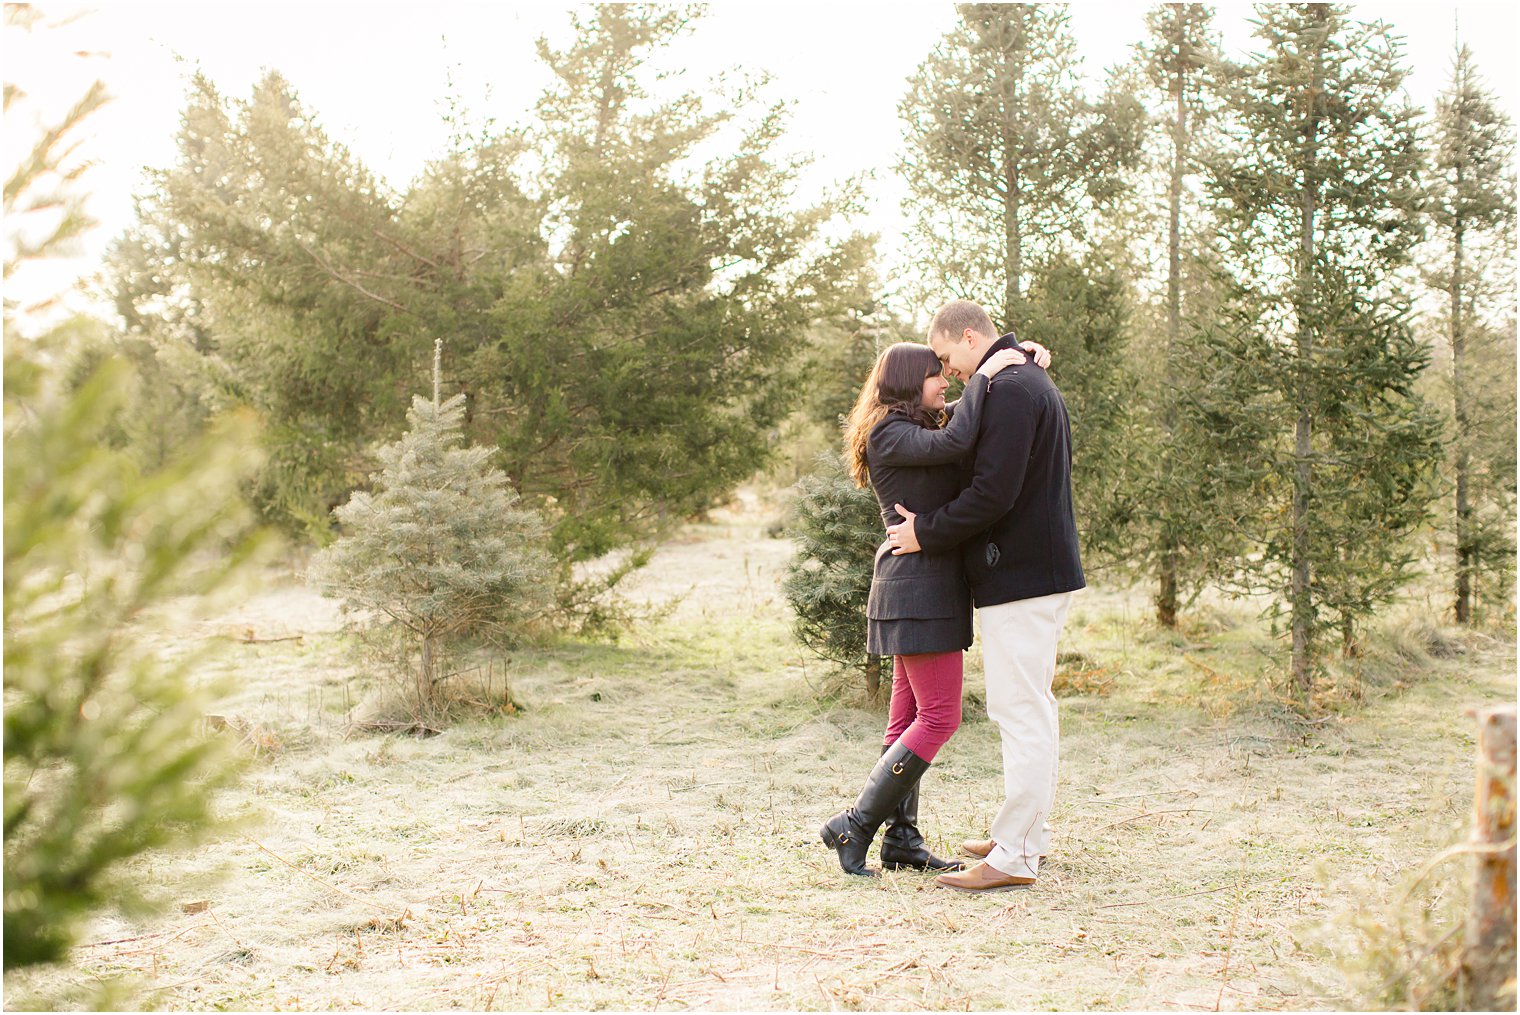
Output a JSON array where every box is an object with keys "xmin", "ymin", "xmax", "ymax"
[{"xmin": 882, "ymin": 651, "xmax": 964, "ymax": 763}]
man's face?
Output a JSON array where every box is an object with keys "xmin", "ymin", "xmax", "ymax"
[{"xmin": 929, "ymin": 328, "xmax": 985, "ymax": 383}]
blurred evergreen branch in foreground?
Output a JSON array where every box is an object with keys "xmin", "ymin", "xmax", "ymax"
[{"xmin": 4, "ymin": 3, "xmax": 267, "ymax": 990}]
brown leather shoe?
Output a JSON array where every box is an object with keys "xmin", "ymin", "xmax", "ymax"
[
  {"xmin": 935, "ymin": 861, "xmax": 1035, "ymax": 893},
  {"xmin": 959, "ymin": 838, "xmax": 1046, "ymax": 862}
]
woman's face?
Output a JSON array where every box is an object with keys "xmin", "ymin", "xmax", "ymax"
[{"xmin": 920, "ymin": 368, "xmax": 950, "ymax": 412}]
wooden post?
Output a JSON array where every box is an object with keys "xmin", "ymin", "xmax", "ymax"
[{"xmin": 1465, "ymin": 703, "xmax": 1516, "ymax": 1011}]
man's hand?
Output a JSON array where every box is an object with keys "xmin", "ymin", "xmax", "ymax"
[{"xmin": 887, "ymin": 504, "xmax": 921, "ymax": 555}]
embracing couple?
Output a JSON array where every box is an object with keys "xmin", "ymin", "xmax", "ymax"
[{"xmin": 819, "ymin": 299, "xmax": 1085, "ymax": 894}]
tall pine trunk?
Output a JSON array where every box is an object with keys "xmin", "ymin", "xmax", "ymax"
[
  {"xmin": 418, "ymin": 630, "xmax": 437, "ymax": 716},
  {"xmin": 1157, "ymin": 10, "xmax": 1187, "ymax": 629},
  {"xmin": 1433, "ymin": 46, "xmax": 1515, "ymax": 626},
  {"xmin": 1005, "ymin": 158, "xmax": 1023, "ymax": 324},
  {"xmin": 1452, "ymin": 192, "xmax": 1473, "ymax": 624},
  {"xmin": 1290, "ymin": 9, "xmax": 1327, "ymax": 699},
  {"xmin": 1000, "ymin": 25, "xmax": 1025, "ymax": 325}
]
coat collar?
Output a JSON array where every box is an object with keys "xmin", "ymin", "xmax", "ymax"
[{"xmin": 974, "ymin": 333, "xmax": 1022, "ymax": 372}]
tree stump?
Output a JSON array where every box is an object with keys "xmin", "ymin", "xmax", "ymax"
[{"xmin": 1464, "ymin": 703, "xmax": 1516, "ymax": 1011}]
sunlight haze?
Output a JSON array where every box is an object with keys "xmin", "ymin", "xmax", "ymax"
[{"xmin": 5, "ymin": 1, "xmax": 1517, "ymax": 318}]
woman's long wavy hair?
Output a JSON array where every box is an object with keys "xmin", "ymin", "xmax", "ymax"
[{"xmin": 843, "ymin": 342, "xmax": 945, "ymax": 488}]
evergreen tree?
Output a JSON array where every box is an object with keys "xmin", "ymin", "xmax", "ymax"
[
  {"xmin": 897, "ymin": 2, "xmax": 1144, "ymax": 327},
  {"xmin": 1204, "ymin": 3, "xmax": 1444, "ymax": 694},
  {"xmin": 110, "ymin": 69, "xmax": 413, "ymax": 531},
  {"xmin": 1020, "ymin": 253, "xmax": 1140, "ymax": 564},
  {"xmin": 798, "ymin": 246, "xmax": 919, "ymax": 435},
  {"xmin": 766, "ymin": 253, "xmax": 918, "ymax": 488},
  {"xmin": 310, "ymin": 343, "xmax": 548, "ymax": 724},
  {"xmin": 782, "ymin": 456, "xmax": 889, "ymax": 702},
  {"xmin": 1128, "ymin": 3, "xmax": 1249, "ymax": 626},
  {"xmin": 4, "ymin": 15, "xmax": 262, "ymax": 977},
  {"xmin": 897, "ymin": 3, "xmax": 1144, "ymax": 577},
  {"xmin": 113, "ymin": 5, "xmax": 863, "ymax": 579},
  {"xmin": 4, "ymin": 350, "xmax": 262, "ymax": 974},
  {"xmin": 1426, "ymin": 44, "xmax": 1517, "ymax": 624},
  {"xmin": 454, "ymin": 4, "xmax": 863, "ymax": 565}
]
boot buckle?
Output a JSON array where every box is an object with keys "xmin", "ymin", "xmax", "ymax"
[{"xmin": 891, "ymin": 762, "xmax": 904, "ymax": 775}]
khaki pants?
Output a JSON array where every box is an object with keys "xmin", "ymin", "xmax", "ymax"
[{"xmin": 978, "ymin": 591, "xmax": 1074, "ymax": 878}]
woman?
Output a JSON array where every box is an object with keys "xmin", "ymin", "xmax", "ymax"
[{"xmin": 820, "ymin": 339, "xmax": 1047, "ymax": 877}]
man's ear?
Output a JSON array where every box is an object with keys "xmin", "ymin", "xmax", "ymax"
[{"xmin": 962, "ymin": 327, "xmax": 980, "ymax": 351}]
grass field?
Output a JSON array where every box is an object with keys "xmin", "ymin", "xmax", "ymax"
[{"xmin": 6, "ymin": 495, "xmax": 1514, "ymax": 1011}]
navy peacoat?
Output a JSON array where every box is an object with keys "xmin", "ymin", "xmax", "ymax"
[{"xmin": 913, "ymin": 334, "xmax": 1085, "ymax": 607}]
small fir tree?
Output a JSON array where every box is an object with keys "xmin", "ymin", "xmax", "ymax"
[
  {"xmin": 311, "ymin": 343, "xmax": 548, "ymax": 724},
  {"xmin": 782, "ymin": 455, "xmax": 889, "ymax": 702}
]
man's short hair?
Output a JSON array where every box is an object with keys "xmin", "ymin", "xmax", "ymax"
[{"xmin": 928, "ymin": 300, "xmax": 1000, "ymax": 344}]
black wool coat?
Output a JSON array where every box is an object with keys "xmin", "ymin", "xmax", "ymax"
[
  {"xmin": 914, "ymin": 334, "xmax": 1086, "ymax": 608},
  {"xmin": 862, "ymin": 371, "xmax": 992, "ymax": 657}
]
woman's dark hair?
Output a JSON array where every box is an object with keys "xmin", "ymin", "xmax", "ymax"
[{"xmin": 842, "ymin": 342, "xmax": 945, "ymax": 488}]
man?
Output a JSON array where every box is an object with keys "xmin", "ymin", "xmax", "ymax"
[{"xmin": 885, "ymin": 299, "xmax": 1085, "ymax": 893}]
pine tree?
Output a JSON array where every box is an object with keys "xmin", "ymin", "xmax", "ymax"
[
  {"xmin": 797, "ymin": 245, "xmax": 919, "ymax": 436},
  {"xmin": 462, "ymin": 3, "xmax": 861, "ymax": 565},
  {"xmin": 5, "ymin": 12, "xmax": 263, "ymax": 977},
  {"xmin": 897, "ymin": 3, "xmax": 1145, "ymax": 577},
  {"xmin": 1427, "ymin": 44, "xmax": 1517, "ymax": 624},
  {"xmin": 109, "ymin": 69, "xmax": 413, "ymax": 532},
  {"xmin": 4, "ymin": 352, "xmax": 263, "ymax": 974},
  {"xmin": 782, "ymin": 456, "xmax": 889, "ymax": 702},
  {"xmin": 1131, "ymin": 3, "xmax": 1248, "ymax": 626},
  {"xmin": 1020, "ymin": 253, "xmax": 1140, "ymax": 563},
  {"xmin": 113, "ymin": 5, "xmax": 862, "ymax": 582},
  {"xmin": 898, "ymin": 2, "xmax": 1144, "ymax": 326},
  {"xmin": 1205, "ymin": 3, "xmax": 1444, "ymax": 695},
  {"xmin": 769, "ymin": 251, "xmax": 919, "ymax": 488},
  {"xmin": 310, "ymin": 342, "xmax": 548, "ymax": 724}
]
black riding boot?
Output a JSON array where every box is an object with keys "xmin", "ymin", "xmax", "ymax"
[
  {"xmin": 880, "ymin": 774, "xmax": 965, "ymax": 872},
  {"xmin": 820, "ymin": 742, "xmax": 930, "ymax": 877}
]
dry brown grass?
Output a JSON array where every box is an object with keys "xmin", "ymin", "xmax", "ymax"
[{"xmin": 5, "ymin": 494, "xmax": 1513, "ymax": 1011}]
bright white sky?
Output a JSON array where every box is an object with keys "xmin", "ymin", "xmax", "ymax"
[{"xmin": 5, "ymin": 1, "xmax": 1517, "ymax": 322}]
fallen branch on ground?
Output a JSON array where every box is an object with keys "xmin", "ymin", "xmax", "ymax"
[
  {"xmin": 1097, "ymin": 878, "xmax": 1280, "ymax": 910},
  {"xmin": 225, "ymin": 632, "xmax": 305, "ymax": 644},
  {"xmin": 1095, "ymin": 807, "xmax": 1212, "ymax": 832}
]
